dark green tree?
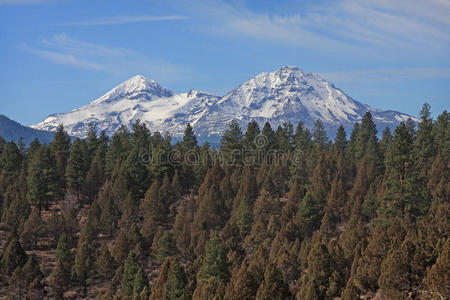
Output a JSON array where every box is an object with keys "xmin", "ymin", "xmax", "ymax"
[
  {"xmin": 121, "ymin": 250, "xmax": 148, "ymax": 300},
  {"xmin": 120, "ymin": 145, "xmax": 150, "ymax": 199},
  {"xmin": 334, "ymin": 125, "xmax": 347, "ymax": 154},
  {"xmin": 297, "ymin": 192, "xmax": 321, "ymax": 237},
  {"xmin": 380, "ymin": 127, "xmax": 393, "ymax": 153},
  {"xmin": 133, "ymin": 264, "xmax": 149, "ymax": 299},
  {"xmin": 221, "ymin": 120, "xmax": 243, "ymax": 164},
  {"xmin": 49, "ymin": 233, "xmax": 73, "ymax": 299},
  {"xmin": 50, "ymin": 124, "xmax": 71, "ymax": 197},
  {"xmin": 243, "ymin": 120, "xmax": 260, "ymax": 150},
  {"xmin": 415, "ymin": 103, "xmax": 436, "ymax": 174},
  {"xmin": 182, "ymin": 123, "xmax": 198, "ymax": 150},
  {"xmin": 73, "ymin": 241, "xmax": 95, "ymax": 296},
  {"xmin": 66, "ymin": 138, "xmax": 89, "ymax": 201},
  {"xmin": 312, "ymin": 119, "xmax": 329, "ymax": 150},
  {"xmin": 355, "ymin": 112, "xmax": 377, "ymax": 160},
  {"xmin": 1, "ymin": 237, "xmax": 27, "ymax": 275},
  {"xmin": 197, "ymin": 233, "xmax": 230, "ymax": 284},
  {"xmin": 26, "ymin": 146, "xmax": 58, "ymax": 212},
  {"xmin": 261, "ymin": 122, "xmax": 276, "ymax": 152},
  {"xmin": 432, "ymin": 110, "xmax": 450, "ymax": 159},
  {"xmin": 236, "ymin": 197, "xmax": 253, "ymax": 234},
  {"xmin": 105, "ymin": 126, "xmax": 130, "ymax": 177},
  {"xmin": 347, "ymin": 122, "xmax": 360, "ymax": 159},
  {"xmin": 0, "ymin": 141, "xmax": 22, "ymax": 185},
  {"xmin": 165, "ymin": 260, "xmax": 190, "ymax": 300},
  {"xmin": 156, "ymin": 230, "xmax": 180, "ymax": 263}
]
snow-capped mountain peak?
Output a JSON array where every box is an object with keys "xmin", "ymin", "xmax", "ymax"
[
  {"xmin": 32, "ymin": 66, "xmax": 417, "ymax": 142},
  {"xmin": 92, "ymin": 75, "xmax": 175, "ymax": 104}
]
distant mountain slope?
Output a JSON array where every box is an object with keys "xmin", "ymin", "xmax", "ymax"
[
  {"xmin": 32, "ymin": 66, "xmax": 417, "ymax": 142},
  {"xmin": 0, "ymin": 114, "xmax": 53, "ymax": 144},
  {"xmin": 32, "ymin": 75, "xmax": 220, "ymax": 139}
]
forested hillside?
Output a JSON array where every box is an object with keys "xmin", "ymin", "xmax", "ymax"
[{"xmin": 0, "ymin": 104, "xmax": 448, "ymax": 300}]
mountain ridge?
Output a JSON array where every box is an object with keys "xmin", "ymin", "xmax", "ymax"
[
  {"xmin": 31, "ymin": 66, "xmax": 417, "ymax": 141},
  {"xmin": 0, "ymin": 114, "xmax": 54, "ymax": 145}
]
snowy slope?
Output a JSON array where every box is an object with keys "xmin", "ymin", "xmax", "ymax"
[
  {"xmin": 194, "ymin": 66, "xmax": 416, "ymax": 139},
  {"xmin": 32, "ymin": 67, "xmax": 417, "ymax": 141},
  {"xmin": 32, "ymin": 75, "xmax": 220, "ymax": 138}
]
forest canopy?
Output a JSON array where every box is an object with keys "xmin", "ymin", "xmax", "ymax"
[{"xmin": 0, "ymin": 104, "xmax": 448, "ymax": 300}]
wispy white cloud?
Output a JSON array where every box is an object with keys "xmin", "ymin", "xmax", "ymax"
[
  {"xmin": 58, "ymin": 15, "xmax": 189, "ymax": 26},
  {"xmin": 23, "ymin": 45, "xmax": 105, "ymax": 70},
  {"xmin": 319, "ymin": 67, "xmax": 450, "ymax": 84},
  {"xmin": 176, "ymin": 0, "xmax": 450, "ymax": 58},
  {"xmin": 23, "ymin": 34, "xmax": 189, "ymax": 82}
]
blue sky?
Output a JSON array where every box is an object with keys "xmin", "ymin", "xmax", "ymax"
[{"xmin": 0, "ymin": 0, "xmax": 449, "ymax": 125}]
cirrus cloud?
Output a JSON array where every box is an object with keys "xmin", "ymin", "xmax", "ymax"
[{"xmin": 22, "ymin": 34, "xmax": 190, "ymax": 82}]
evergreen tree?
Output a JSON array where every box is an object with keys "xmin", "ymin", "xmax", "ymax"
[
  {"xmin": 378, "ymin": 241, "xmax": 415, "ymax": 299},
  {"xmin": 383, "ymin": 122, "xmax": 415, "ymax": 217},
  {"xmin": 96, "ymin": 245, "xmax": 115, "ymax": 280},
  {"xmin": 220, "ymin": 120, "xmax": 243, "ymax": 164},
  {"xmin": 131, "ymin": 119, "xmax": 151, "ymax": 149},
  {"xmin": 275, "ymin": 124, "xmax": 291, "ymax": 152},
  {"xmin": 182, "ymin": 123, "xmax": 198, "ymax": 150},
  {"xmin": 83, "ymin": 150, "xmax": 105, "ymax": 202},
  {"xmin": 432, "ymin": 110, "xmax": 450, "ymax": 159},
  {"xmin": 261, "ymin": 122, "xmax": 276, "ymax": 152},
  {"xmin": 8, "ymin": 254, "xmax": 44, "ymax": 299},
  {"xmin": 347, "ymin": 122, "xmax": 360, "ymax": 159},
  {"xmin": 0, "ymin": 141, "xmax": 22, "ymax": 185},
  {"xmin": 297, "ymin": 242, "xmax": 332, "ymax": 300},
  {"xmin": 426, "ymin": 239, "xmax": 449, "ymax": 299},
  {"xmin": 255, "ymin": 263, "xmax": 290, "ymax": 300},
  {"xmin": 66, "ymin": 138, "xmax": 89, "ymax": 201},
  {"xmin": 150, "ymin": 257, "xmax": 172, "ymax": 300},
  {"xmin": 120, "ymin": 145, "xmax": 150, "ymax": 198},
  {"xmin": 149, "ymin": 131, "xmax": 173, "ymax": 180},
  {"xmin": 236, "ymin": 197, "xmax": 253, "ymax": 234},
  {"xmin": 312, "ymin": 119, "xmax": 328, "ymax": 149},
  {"xmin": 243, "ymin": 120, "xmax": 260, "ymax": 150},
  {"xmin": 415, "ymin": 103, "xmax": 436, "ymax": 174},
  {"xmin": 142, "ymin": 180, "xmax": 169, "ymax": 242},
  {"xmin": 121, "ymin": 250, "xmax": 148, "ymax": 300},
  {"xmin": 111, "ymin": 229, "xmax": 130, "ymax": 263},
  {"xmin": 165, "ymin": 260, "xmax": 190, "ymax": 300},
  {"xmin": 297, "ymin": 193, "xmax": 321, "ymax": 237},
  {"xmin": 294, "ymin": 121, "xmax": 311, "ymax": 153},
  {"xmin": 197, "ymin": 233, "xmax": 230, "ymax": 284},
  {"xmin": 133, "ymin": 265, "xmax": 149, "ymax": 299},
  {"xmin": 73, "ymin": 241, "xmax": 95, "ymax": 296},
  {"xmin": 1, "ymin": 237, "xmax": 27, "ymax": 275},
  {"xmin": 355, "ymin": 112, "xmax": 377, "ymax": 160},
  {"xmin": 105, "ymin": 126, "xmax": 130, "ymax": 177},
  {"xmin": 50, "ymin": 124, "xmax": 71, "ymax": 197},
  {"xmin": 334, "ymin": 125, "xmax": 347, "ymax": 154},
  {"xmin": 157, "ymin": 230, "xmax": 180, "ymax": 263},
  {"xmin": 98, "ymin": 180, "xmax": 120, "ymax": 236},
  {"xmin": 26, "ymin": 146, "xmax": 57, "ymax": 212},
  {"xmin": 86, "ymin": 123, "xmax": 99, "ymax": 160},
  {"xmin": 226, "ymin": 262, "xmax": 260, "ymax": 300},
  {"xmin": 380, "ymin": 127, "xmax": 393, "ymax": 153},
  {"xmin": 21, "ymin": 207, "xmax": 42, "ymax": 249},
  {"xmin": 49, "ymin": 233, "xmax": 73, "ymax": 299}
]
